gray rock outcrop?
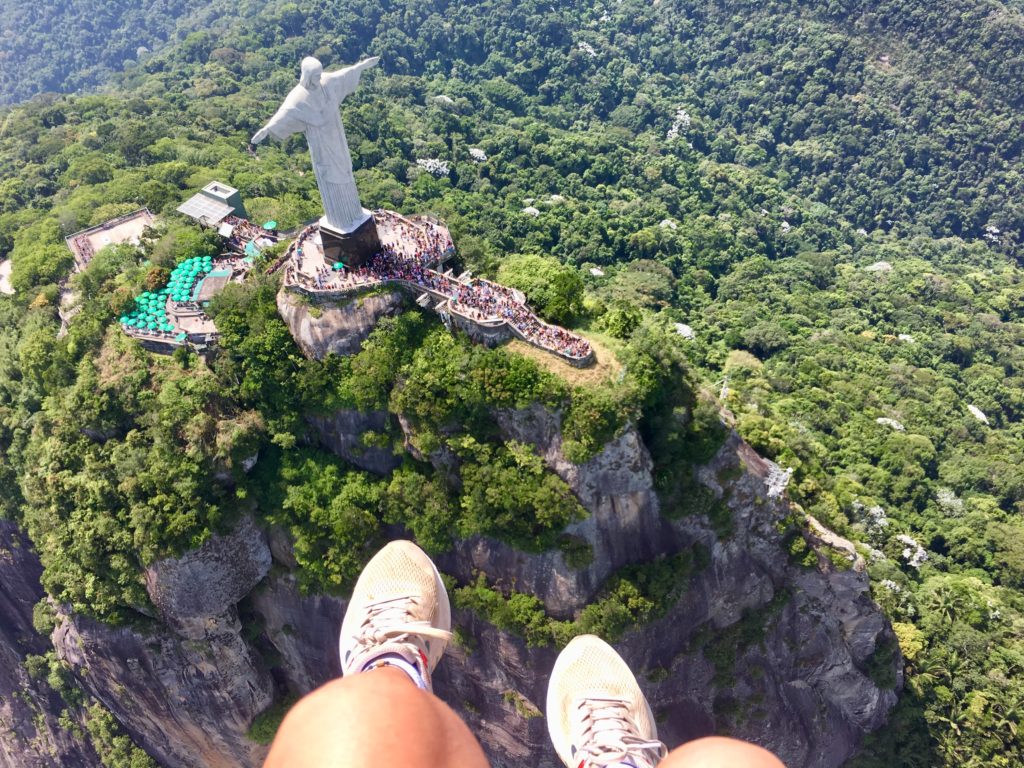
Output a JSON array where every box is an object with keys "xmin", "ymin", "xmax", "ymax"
[
  {"xmin": 144, "ymin": 515, "xmax": 272, "ymax": 637},
  {"xmin": 429, "ymin": 428, "xmax": 900, "ymax": 768},
  {"xmin": 305, "ymin": 408, "xmax": 401, "ymax": 475},
  {"xmin": 441, "ymin": 405, "xmax": 674, "ymax": 615},
  {"xmin": 0, "ymin": 521, "xmax": 99, "ymax": 768},
  {"xmin": 53, "ymin": 610, "xmax": 273, "ymax": 768},
  {"xmin": 53, "ymin": 517, "xmax": 276, "ymax": 768},
  {"xmin": 276, "ymin": 287, "xmax": 404, "ymax": 360}
]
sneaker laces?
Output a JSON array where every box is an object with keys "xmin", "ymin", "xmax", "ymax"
[
  {"xmin": 348, "ymin": 595, "xmax": 451, "ymax": 667},
  {"xmin": 574, "ymin": 697, "xmax": 668, "ymax": 768}
]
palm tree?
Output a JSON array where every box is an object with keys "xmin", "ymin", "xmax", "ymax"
[{"xmin": 928, "ymin": 583, "xmax": 963, "ymax": 625}]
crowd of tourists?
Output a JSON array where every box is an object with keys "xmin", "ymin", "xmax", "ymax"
[
  {"xmin": 285, "ymin": 217, "xmax": 591, "ymax": 361},
  {"xmin": 366, "ymin": 249, "xmax": 592, "ymax": 361},
  {"xmin": 224, "ymin": 215, "xmax": 277, "ymax": 254},
  {"xmin": 375, "ymin": 210, "xmax": 454, "ymax": 262},
  {"xmin": 71, "ymin": 235, "xmax": 95, "ymax": 266}
]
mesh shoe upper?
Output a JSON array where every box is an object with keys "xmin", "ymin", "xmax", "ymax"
[
  {"xmin": 339, "ymin": 540, "xmax": 452, "ymax": 688},
  {"xmin": 547, "ymin": 634, "xmax": 668, "ymax": 768}
]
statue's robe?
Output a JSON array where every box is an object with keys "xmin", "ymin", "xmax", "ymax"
[{"xmin": 261, "ymin": 67, "xmax": 367, "ymax": 232}]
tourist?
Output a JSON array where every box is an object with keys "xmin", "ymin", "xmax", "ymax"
[{"xmin": 284, "ymin": 217, "xmax": 591, "ymax": 361}]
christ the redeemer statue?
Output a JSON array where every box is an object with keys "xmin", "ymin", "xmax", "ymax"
[{"xmin": 252, "ymin": 56, "xmax": 379, "ymax": 238}]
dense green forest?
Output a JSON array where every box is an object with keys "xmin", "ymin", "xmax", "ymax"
[
  {"xmin": 0, "ymin": 0, "xmax": 244, "ymax": 105},
  {"xmin": 1, "ymin": 0, "xmax": 1024, "ymax": 765}
]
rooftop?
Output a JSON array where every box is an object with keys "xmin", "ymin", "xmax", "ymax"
[
  {"xmin": 177, "ymin": 194, "xmax": 235, "ymax": 226},
  {"xmin": 65, "ymin": 208, "xmax": 156, "ymax": 269}
]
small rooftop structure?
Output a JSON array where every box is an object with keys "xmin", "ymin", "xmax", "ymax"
[
  {"xmin": 876, "ymin": 417, "xmax": 905, "ymax": 432},
  {"xmin": 967, "ymin": 404, "xmax": 990, "ymax": 425},
  {"xmin": 65, "ymin": 208, "xmax": 155, "ymax": 270},
  {"xmin": 177, "ymin": 181, "xmax": 247, "ymax": 226}
]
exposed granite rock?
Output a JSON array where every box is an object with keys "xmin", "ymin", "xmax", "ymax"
[
  {"xmin": 432, "ymin": 431, "xmax": 900, "ymax": 768},
  {"xmin": 305, "ymin": 408, "xmax": 401, "ymax": 475},
  {"xmin": 53, "ymin": 609, "xmax": 273, "ymax": 768},
  {"xmin": 629, "ymin": 433, "xmax": 901, "ymax": 767},
  {"xmin": 441, "ymin": 405, "xmax": 674, "ymax": 615},
  {"xmin": 144, "ymin": 516, "xmax": 271, "ymax": 639},
  {"xmin": 0, "ymin": 522, "xmax": 99, "ymax": 768},
  {"xmin": 249, "ymin": 572, "xmax": 347, "ymax": 694},
  {"xmin": 277, "ymin": 287, "xmax": 404, "ymax": 360},
  {"xmin": 45, "ymin": 517, "xmax": 276, "ymax": 768},
  {"xmin": 267, "ymin": 525, "xmax": 299, "ymax": 569},
  {"xmin": 3, "ymin": 404, "xmax": 899, "ymax": 768}
]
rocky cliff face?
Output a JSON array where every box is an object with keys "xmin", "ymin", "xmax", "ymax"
[
  {"xmin": 53, "ymin": 517, "xmax": 276, "ymax": 768},
  {"xmin": 0, "ymin": 399, "xmax": 900, "ymax": 768},
  {"xmin": 440, "ymin": 404, "xmax": 675, "ymax": 616},
  {"xmin": 305, "ymin": 408, "xmax": 402, "ymax": 475},
  {"xmin": 435, "ymin": 421, "xmax": 900, "ymax": 768},
  {"xmin": 0, "ymin": 522, "xmax": 99, "ymax": 768},
  {"xmin": 276, "ymin": 287, "xmax": 404, "ymax": 360}
]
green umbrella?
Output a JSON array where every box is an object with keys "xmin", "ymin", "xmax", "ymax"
[{"xmin": 263, "ymin": 221, "xmax": 277, "ymax": 230}]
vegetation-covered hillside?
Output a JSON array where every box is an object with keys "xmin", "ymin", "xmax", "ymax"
[
  {"xmin": 0, "ymin": 0, "xmax": 244, "ymax": 105},
  {"xmin": 1, "ymin": 0, "xmax": 1023, "ymax": 765}
]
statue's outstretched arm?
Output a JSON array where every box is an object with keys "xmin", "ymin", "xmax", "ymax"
[
  {"xmin": 322, "ymin": 56, "xmax": 380, "ymax": 98},
  {"xmin": 252, "ymin": 103, "xmax": 305, "ymax": 144},
  {"xmin": 252, "ymin": 125, "xmax": 272, "ymax": 144}
]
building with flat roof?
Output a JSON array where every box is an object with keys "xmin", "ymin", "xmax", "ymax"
[
  {"xmin": 177, "ymin": 181, "xmax": 248, "ymax": 226},
  {"xmin": 65, "ymin": 208, "xmax": 156, "ymax": 270}
]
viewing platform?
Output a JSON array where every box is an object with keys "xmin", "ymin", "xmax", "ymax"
[
  {"xmin": 119, "ymin": 254, "xmax": 254, "ymax": 353},
  {"xmin": 65, "ymin": 208, "xmax": 155, "ymax": 271},
  {"xmin": 281, "ymin": 210, "xmax": 595, "ymax": 367}
]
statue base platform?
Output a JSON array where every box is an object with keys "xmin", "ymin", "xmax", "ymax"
[{"xmin": 319, "ymin": 215, "xmax": 381, "ymax": 268}]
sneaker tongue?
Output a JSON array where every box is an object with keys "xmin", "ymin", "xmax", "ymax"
[{"xmin": 354, "ymin": 640, "xmax": 431, "ymax": 689}]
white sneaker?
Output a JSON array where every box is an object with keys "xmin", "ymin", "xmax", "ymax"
[
  {"xmin": 338, "ymin": 540, "xmax": 452, "ymax": 691},
  {"xmin": 547, "ymin": 635, "xmax": 668, "ymax": 768}
]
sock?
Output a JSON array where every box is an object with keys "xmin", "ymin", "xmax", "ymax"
[{"xmin": 361, "ymin": 652, "xmax": 429, "ymax": 690}]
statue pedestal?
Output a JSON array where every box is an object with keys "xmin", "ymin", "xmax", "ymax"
[{"xmin": 319, "ymin": 213, "xmax": 381, "ymax": 268}]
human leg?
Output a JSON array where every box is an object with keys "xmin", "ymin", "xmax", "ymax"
[
  {"xmin": 264, "ymin": 666, "xmax": 488, "ymax": 768},
  {"xmin": 660, "ymin": 736, "xmax": 785, "ymax": 768},
  {"xmin": 264, "ymin": 540, "xmax": 488, "ymax": 768}
]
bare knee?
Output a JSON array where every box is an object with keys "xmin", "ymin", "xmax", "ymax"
[
  {"xmin": 661, "ymin": 736, "xmax": 786, "ymax": 768},
  {"xmin": 264, "ymin": 668, "xmax": 487, "ymax": 768}
]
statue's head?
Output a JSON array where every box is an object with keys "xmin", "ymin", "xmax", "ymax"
[{"xmin": 300, "ymin": 57, "xmax": 323, "ymax": 90}]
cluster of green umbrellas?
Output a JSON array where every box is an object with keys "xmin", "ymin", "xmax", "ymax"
[
  {"xmin": 120, "ymin": 289, "xmax": 174, "ymax": 333},
  {"xmin": 332, "ymin": 261, "xmax": 345, "ymax": 270},
  {"xmin": 167, "ymin": 255, "xmax": 213, "ymax": 302}
]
